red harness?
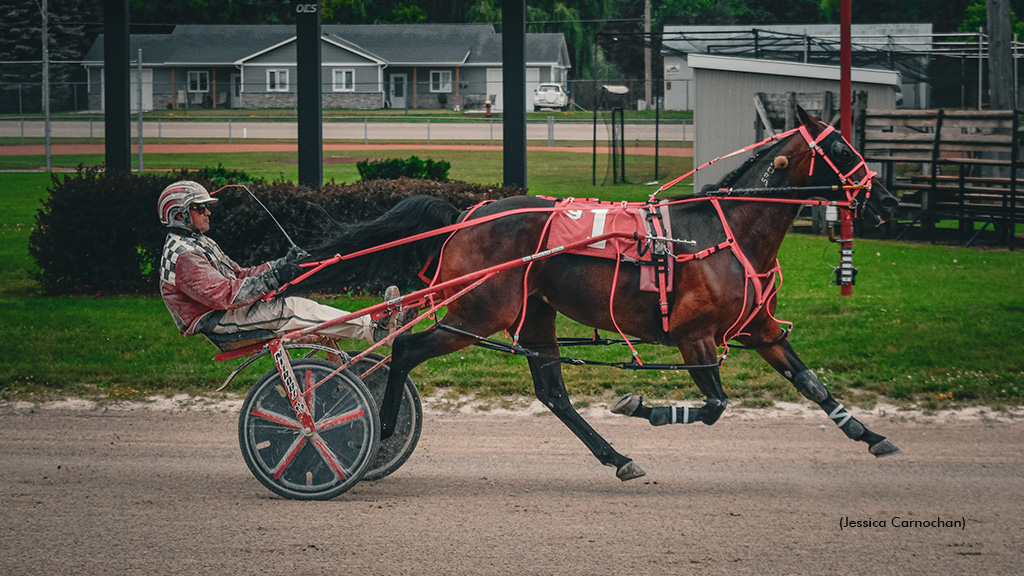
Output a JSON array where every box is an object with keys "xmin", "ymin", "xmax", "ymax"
[{"xmin": 272, "ymin": 121, "xmax": 875, "ymax": 367}]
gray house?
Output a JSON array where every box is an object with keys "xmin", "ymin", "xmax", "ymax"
[{"xmin": 81, "ymin": 24, "xmax": 572, "ymax": 112}]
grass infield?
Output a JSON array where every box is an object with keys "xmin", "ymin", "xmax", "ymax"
[{"xmin": 1, "ymin": 151, "xmax": 1022, "ymax": 410}]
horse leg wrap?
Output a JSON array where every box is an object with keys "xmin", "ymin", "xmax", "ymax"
[
  {"xmin": 648, "ymin": 405, "xmax": 702, "ymax": 426},
  {"xmin": 793, "ymin": 370, "xmax": 829, "ymax": 403},
  {"xmin": 829, "ymin": 403, "xmax": 866, "ymax": 440}
]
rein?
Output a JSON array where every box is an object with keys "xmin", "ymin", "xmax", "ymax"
[{"xmin": 267, "ymin": 122, "xmax": 875, "ymax": 370}]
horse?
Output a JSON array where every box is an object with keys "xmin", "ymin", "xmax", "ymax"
[{"xmin": 300, "ymin": 108, "xmax": 901, "ymax": 481}]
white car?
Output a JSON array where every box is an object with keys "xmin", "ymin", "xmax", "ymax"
[{"xmin": 533, "ymin": 84, "xmax": 569, "ymax": 111}]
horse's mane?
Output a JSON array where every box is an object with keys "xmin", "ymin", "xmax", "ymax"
[
  {"xmin": 696, "ymin": 139, "xmax": 788, "ymax": 196},
  {"xmin": 294, "ymin": 195, "xmax": 463, "ymax": 293}
]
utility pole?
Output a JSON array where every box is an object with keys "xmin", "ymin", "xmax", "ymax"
[
  {"xmin": 644, "ymin": 0, "xmax": 652, "ymax": 109},
  {"xmin": 38, "ymin": 0, "xmax": 51, "ymax": 172},
  {"xmin": 987, "ymin": 0, "xmax": 1014, "ymax": 110}
]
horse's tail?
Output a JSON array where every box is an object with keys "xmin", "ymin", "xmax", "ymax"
[{"xmin": 297, "ymin": 195, "xmax": 463, "ymax": 293}]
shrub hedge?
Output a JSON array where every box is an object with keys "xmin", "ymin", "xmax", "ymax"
[
  {"xmin": 356, "ymin": 156, "xmax": 451, "ymax": 182},
  {"xmin": 28, "ymin": 166, "xmax": 522, "ymax": 296}
]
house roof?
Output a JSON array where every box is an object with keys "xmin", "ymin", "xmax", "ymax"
[{"xmin": 83, "ymin": 23, "xmax": 570, "ymax": 69}]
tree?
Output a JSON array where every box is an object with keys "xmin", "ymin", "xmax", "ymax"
[
  {"xmin": 128, "ymin": 0, "xmax": 295, "ymax": 25},
  {"xmin": 957, "ymin": 0, "xmax": 1024, "ymax": 36},
  {"xmin": 0, "ymin": 0, "xmax": 94, "ymax": 114}
]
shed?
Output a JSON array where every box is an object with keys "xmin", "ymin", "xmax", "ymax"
[{"xmin": 690, "ymin": 54, "xmax": 900, "ymax": 190}]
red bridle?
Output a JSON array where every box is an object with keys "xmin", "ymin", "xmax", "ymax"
[
  {"xmin": 651, "ymin": 121, "xmax": 876, "ymax": 208},
  {"xmin": 796, "ymin": 122, "xmax": 876, "ymax": 205}
]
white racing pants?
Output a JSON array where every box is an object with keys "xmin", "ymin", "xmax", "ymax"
[{"xmin": 210, "ymin": 296, "xmax": 374, "ymax": 342}]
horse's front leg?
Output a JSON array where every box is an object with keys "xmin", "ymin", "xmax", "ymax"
[
  {"xmin": 522, "ymin": 299, "xmax": 645, "ymax": 481},
  {"xmin": 611, "ymin": 337, "xmax": 727, "ymax": 426},
  {"xmin": 380, "ymin": 327, "xmax": 477, "ymax": 438},
  {"xmin": 757, "ymin": 339, "xmax": 900, "ymax": 457}
]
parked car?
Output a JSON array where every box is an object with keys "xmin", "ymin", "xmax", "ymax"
[{"xmin": 533, "ymin": 84, "xmax": 569, "ymax": 111}]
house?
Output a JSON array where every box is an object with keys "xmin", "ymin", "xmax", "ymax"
[
  {"xmin": 661, "ymin": 23, "xmax": 932, "ymax": 111},
  {"xmin": 81, "ymin": 24, "xmax": 572, "ymax": 112}
]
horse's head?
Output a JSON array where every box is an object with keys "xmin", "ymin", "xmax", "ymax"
[{"xmin": 788, "ymin": 108, "xmax": 898, "ymax": 227}]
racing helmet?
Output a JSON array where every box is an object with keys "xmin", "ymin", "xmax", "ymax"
[{"xmin": 157, "ymin": 180, "xmax": 218, "ymax": 229}]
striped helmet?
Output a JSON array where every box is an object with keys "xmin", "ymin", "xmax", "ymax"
[{"xmin": 157, "ymin": 181, "xmax": 218, "ymax": 229}]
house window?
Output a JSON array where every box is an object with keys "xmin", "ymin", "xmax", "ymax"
[
  {"xmin": 187, "ymin": 71, "xmax": 209, "ymax": 93},
  {"xmin": 430, "ymin": 70, "xmax": 452, "ymax": 93},
  {"xmin": 267, "ymin": 69, "xmax": 289, "ymax": 92},
  {"xmin": 333, "ymin": 69, "xmax": 355, "ymax": 92}
]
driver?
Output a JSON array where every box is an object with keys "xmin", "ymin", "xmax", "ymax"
[{"xmin": 157, "ymin": 180, "xmax": 405, "ymax": 346}]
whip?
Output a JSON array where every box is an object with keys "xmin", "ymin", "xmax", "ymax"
[{"xmin": 212, "ymin": 184, "xmax": 303, "ymax": 253}]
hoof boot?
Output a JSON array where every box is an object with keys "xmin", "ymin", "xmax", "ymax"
[
  {"xmin": 616, "ymin": 460, "xmax": 646, "ymax": 481},
  {"xmin": 869, "ymin": 439, "xmax": 901, "ymax": 458},
  {"xmin": 610, "ymin": 394, "xmax": 641, "ymax": 416}
]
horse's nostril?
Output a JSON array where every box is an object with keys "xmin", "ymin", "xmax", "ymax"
[{"xmin": 882, "ymin": 196, "xmax": 899, "ymax": 209}]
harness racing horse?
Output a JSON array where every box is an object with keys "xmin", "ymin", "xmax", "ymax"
[{"xmin": 302, "ymin": 109, "xmax": 901, "ymax": 481}]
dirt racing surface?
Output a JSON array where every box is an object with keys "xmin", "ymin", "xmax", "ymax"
[{"xmin": 1, "ymin": 398, "xmax": 1022, "ymax": 575}]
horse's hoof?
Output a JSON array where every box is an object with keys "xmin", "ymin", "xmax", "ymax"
[
  {"xmin": 869, "ymin": 439, "xmax": 901, "ymax": 458},
  {"xmin": 616, "ymin": 460, "xmax": 646, "ymax": 481},
  {"xmin": 610, "ymin": 394, "xmax": 641, "ymax": 416}
]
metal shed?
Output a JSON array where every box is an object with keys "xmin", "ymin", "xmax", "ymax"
[{"xmin": 690, "ymin": 54, "xmax": 900, "ymax": 190}]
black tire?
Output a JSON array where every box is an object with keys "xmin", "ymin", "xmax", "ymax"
[
  {"xmin": 238, "ymin": 359, "xmax": 380, "ymax": 500},
  {"xmin": 346, "ymin": 352, "xmax": 423, "ymax": 481}
]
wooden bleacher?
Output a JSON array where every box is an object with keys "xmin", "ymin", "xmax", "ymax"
[{"xmin": 857, "ymin": 109, "xmax": 1023, "ymax": 249}]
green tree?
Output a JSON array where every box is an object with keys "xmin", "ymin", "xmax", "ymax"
[
  {"xmin": 391, "ymin": 2, "xmax": 428, "ymax": 23},
  {"xmin": 956, "ymin": 0, "xmax": 1024, "ymax": 36},
  {"xmin": 0, "ymin": 0, "xmax": 93, "ymax": 114},
  {"xmin": 128, "ymin": 0, "xmax": 295, "ymax": 25}
]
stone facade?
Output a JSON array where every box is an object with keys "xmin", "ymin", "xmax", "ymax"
[
  {"xmin": 323, "ymin": 93, "xmax": 384, "ymax": 109},
  {"xmin": 239, "ymin": 92, "xmax": 384, "ymax": 109}
]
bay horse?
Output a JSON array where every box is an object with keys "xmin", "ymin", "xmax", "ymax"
[{"xmin": 301, "ymin": 108, "xmax": 901, "ymax": 481}]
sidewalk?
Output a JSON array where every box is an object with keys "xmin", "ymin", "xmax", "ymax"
[{"xmin": 1, "ymin": 142, "xmax": 692, "ymax": 157}]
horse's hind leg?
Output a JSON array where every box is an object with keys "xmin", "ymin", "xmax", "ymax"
[
  {"xmin": 522, "ymin": 299, "xmax": 645, "ymax": 481},
  {"xmin": 611, "ymin": 338, "xmax": 728, "ymax": 427},
  {"xmin": 757, "ymin": 339, "xmax": 900, "ymax": 457}
]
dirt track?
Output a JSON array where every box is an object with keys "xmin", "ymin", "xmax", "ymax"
[{"xmin": 1, "ymin": 399, "xmax": 1022, "ymax": 575}]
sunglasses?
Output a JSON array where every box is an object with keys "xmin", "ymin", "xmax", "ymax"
[{"xmin": 190, "ymin": 204, "xmax": 212, "ymax": 214}]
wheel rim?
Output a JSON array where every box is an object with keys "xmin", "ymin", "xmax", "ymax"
[
  {"xmin": 347, "ymin": 352, "xmax": 422, "ymax": 482},
  {"xmin": 240, "ymin": 359, "xmax": 379, "ymax": 499}
]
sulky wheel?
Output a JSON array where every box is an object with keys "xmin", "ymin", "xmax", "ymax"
[
  {"xmin": 346, "ymin": 351, "xmax": 423, "ymax": 482},
  {"xmin": 238, "ymin": 358, "xmax": 380, "ymax": 500}
]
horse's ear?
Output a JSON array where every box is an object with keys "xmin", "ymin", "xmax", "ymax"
[{"xmin": 797, "ymin": 106, "xmax": 822, "ymax": 135}]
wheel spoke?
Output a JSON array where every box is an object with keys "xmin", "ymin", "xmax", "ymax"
[
  {"xmin": 271, "ymin": 435, "xmax": 307, "ymax": 480},
  {"xmin": 316, "ymin": 409, "xmax": 366, "ymax": 432},
  {"xmin": 311, "ymin": 435, "xmax": 348, "ymax": 481},
  {"xmin": 303, "ymin": 369, "xmax": 315, "ymax": 419},
  {"xmin": 251, "ymin": 408, "xmax": 300, "ymax": 430}
]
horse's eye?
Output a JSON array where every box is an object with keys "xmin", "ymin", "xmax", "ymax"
[{"xmin": 830, "ymin": 141, "xmax": 851, "ymax": 160}]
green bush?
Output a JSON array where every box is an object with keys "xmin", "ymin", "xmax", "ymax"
[
  {"xmin": 28, "ymin": 167, "xmax": 522, "ymax": 295},
  {"xmin": 28, "ymin": 166, "xmax": 202, "ymax": 295},
  {"xmin": 356, "ymin": 156, "xmax": 451, "ymax": 182}
]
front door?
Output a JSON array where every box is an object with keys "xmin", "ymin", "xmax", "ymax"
[
  {"xmin": 389, "ymin": 74, "xmax": 407, "ymax": 109},
  {"xmin": 230, "ymin": 74, "xmax": 241, "ymax": 108}
]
